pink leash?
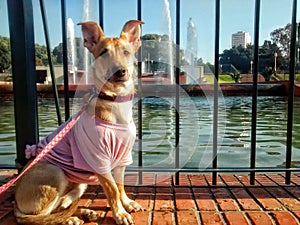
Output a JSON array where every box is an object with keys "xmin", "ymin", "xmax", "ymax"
[{"xmin": 0, "ymin": 89, "xmax": 97, "ymax": 195}]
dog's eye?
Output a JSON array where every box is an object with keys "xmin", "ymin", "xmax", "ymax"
[
  {"xmin": 100, "ymin": 48, "xmax": 108, "ymax": 57},
  {"xmin": 123, "ymin": 50, "xmax": 130, "ymax": 56}
]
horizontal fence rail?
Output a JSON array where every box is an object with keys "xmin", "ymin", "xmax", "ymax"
[{"xmin": 3, "ymin": 0, "xmax": 299, "ymax": 185}]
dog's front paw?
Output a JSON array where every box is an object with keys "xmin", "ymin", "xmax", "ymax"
[
  {"xmin": 123, "ymin": 200, "xmax": 144, "ymax": 212},
  {"xmin": 62, "ymin": 216, "xmax": 84, "ymax": 225},
  {"xmin": 113, "ymin": 208, "xmax": 134, "ymax": 225}
]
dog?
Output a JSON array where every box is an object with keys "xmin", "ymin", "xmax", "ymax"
[{"xmin": 14, "ymin": 20, "xmax": 144, "ymax": 225}]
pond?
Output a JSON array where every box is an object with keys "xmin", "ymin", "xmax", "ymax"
[{"xmin": 1, "ymin": 96, "xmax": 300, "ymax": 170}]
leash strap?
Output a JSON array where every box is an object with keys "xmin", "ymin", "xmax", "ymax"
[
  {"xmin": 0, "ymin": 86, "xmax": 135, "ymax": 194},
  {"xmin": 0, "ymin": 113, "xmax": 81, "ymax": 194},
  {"xmin": 0, "ymin": 89, "xmax": 98, "ymax": 195}
]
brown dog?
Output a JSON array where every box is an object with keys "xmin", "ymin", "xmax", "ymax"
[{"xmin": 14, "ymin": 20, "xmax": 144, "ymax": 225}]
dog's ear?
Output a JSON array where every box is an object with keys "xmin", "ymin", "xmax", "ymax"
[
  {"xmin": 78, "ymin": 21, "xmax": 105, "ymax": 53},
  {"xmin": 120, "ymin": 20, "xmax": 144, "ymax": 52}
]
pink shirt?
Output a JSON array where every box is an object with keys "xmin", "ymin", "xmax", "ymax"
[{"xmin": 25, "ymin": 111, "xmax": 136, "ymax": 185}]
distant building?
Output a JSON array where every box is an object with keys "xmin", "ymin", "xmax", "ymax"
[{"xmin": 232, "ymin": 31, "xmax": 251, "ymax": 48}]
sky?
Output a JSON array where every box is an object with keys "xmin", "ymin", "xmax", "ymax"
[{"xmin": 0, "ymin": 0, "xmax": 298, "ymax": 63}]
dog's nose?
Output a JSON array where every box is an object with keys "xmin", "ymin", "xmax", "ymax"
[{"xmin": 113, "ymin": 67, "xmax": 126, "ymax": 77}]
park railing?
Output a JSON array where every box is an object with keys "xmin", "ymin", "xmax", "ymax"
[{"xmin": 4, "ymin": 0, "xmax": 300, "ymax": 185}]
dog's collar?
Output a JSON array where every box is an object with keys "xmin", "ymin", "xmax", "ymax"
[
  {"xmin": 98, "ymin": 91, "xmax": 134, "ymax": 103},
  {"xmin": 88, "ymin": 87, "xmax": 133, "ymax": 103}
]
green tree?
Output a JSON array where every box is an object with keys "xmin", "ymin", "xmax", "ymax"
[
  {"xmin": 0, "ymin": 36, "xmax": 11, "ymax": 73},
  {"xmin": 270, "ymin": 23, "xmax": 291, "ymax": 57},
  {"xmin": 141, "ymin": 34, "xmax": 177, "ymax": 73},
  {"xmin": 258, "ymin": 40, "xmax": 283, "ymax": 72},
  {"xmin": 230, "ymin": 71, "xmax": 241, "ymax": 83},
  {"xmin": 261, "ymin": 66, "xmax": 273, "ymax": 81},
  {"xmin": 220, "ymin": 40, "xmax": 286, "ymax": 74},
  {"xmin": 52, "ymin": 38, "xmax": 88, "ymax": 69},
  {"xmin": 220, "ymin": 45, "xmax": 253, "ymax": 74},
  {"xmin": 52, "ymin": 34, "xmax": 195, "ymax": 73},
  {"xmin": 52, "ymin": 43, "xmax": 63, "ymax": 64},
  {"xmin": 141, "ymin": 33, "xmax": 191, "ymax": 73},
  {"xmin": 142, "ymin": 34, "xmax": 161, "ymax": 41},
  {"xmin": 35, "ymin": 44, "xmax": 49, "ymax": 66}
]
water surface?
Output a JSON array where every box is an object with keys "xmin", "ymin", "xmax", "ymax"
[{"xmin": 1, "ymin": 96, "xmax": 300, "ymax": 170}]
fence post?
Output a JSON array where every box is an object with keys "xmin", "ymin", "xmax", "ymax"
[
  {"xmin": 137, "ymin": 0, "xmax": 143, "ymax": 185},
  {"xmin": 7, "ymin": 0, "xmax": 39, "ymax": 169},
  {"xmin": 61, "ymin": 0, "xmax": 70, "ymax": 121},
  {"xmin": 250, "ymin": 0, "xmax": 261, "ymax": 185},
  {"xmin": 212, "ymin": 0, "xmax": 220, "ymax": 185},
  {"xmin": 285, "ymin": 0, "xmax": 297, "ymax": 184}
]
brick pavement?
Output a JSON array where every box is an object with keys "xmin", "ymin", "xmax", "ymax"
[{"xmin": 1, "ymin": 171, "xmax": 300, "ymax": 224}]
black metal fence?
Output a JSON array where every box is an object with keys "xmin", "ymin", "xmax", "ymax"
[{"xmin": 4, "ymin": 0, "xmax": 300, "ymax": 185}]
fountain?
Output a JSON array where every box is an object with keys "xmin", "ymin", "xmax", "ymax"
[
  {"xmin": 186, "ymin": 18, "xmax": 198, "ymax": 65},
  {"xmin": 185, "ymin": 17, "xmax": 199, "ymax": 84},
  {"xmin": 67, "ymin": 18, "xmax": 76, "ymax": 84},
  {"xmin": 162, "ymin": 0, "xmax": 174, "ymax": 84}
]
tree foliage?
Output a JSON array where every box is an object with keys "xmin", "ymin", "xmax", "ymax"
[
  {"xmin": 140, "ymin": 34, "xmax": 210, "ymax": 73},
  {"xmin": 52, "ymin": 37, "xmax": 88, "ymax": 70},
  {"xmin": 270, "ymin": 23, "xmax": 291, "ymax": 57},
  {"xmin": 220, "ymin": 45, "xmax": 253, "ymax": 74},
  {"xmin": 35, "ymin": 44, "xmax": 49, "ymax": 66},
  {"xmin": 0, "ymin": 22, "xmax": 295, "ymax": 76},
  {"xmin": 230, "ymin": 71, "xmax": 241, "ymax": 83},
  {"xmin": 219, "ymin": 40, "xmax": 286, "ymax": 74},
  {"xmin": 52, "ymin": 43, "xmax": 63, "ymax": 64},
  {"xmin": 141, "ymin": 34, "xmax": 177, "ymax": 72},
  {"xmin": 261, "ymin": 66, "xmax": 273, "ymax": 81},
  {"xmin": 259, "ymin": 40, "xmax": 286, "ymax": 71},
  {"xmin": 0, "ymin": 36, "xmax": 11, "ymax": 73}
]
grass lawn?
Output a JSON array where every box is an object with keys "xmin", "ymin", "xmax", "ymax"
[
  {"xmin": 205, "ymin": 73, "xmax": 300, "ymax": 83},
  {"xmin": 204, "ymin": 74, "xmax": 236, "ymax": 84},
  {"xmin": 275, "ymin": 73, "xmax": 300, "ymax": 81}
]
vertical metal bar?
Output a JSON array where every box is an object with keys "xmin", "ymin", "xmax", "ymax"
[
  {"xmin": 175, "ymin": 0, "xmax": 180, "ymax": 185},
  {"xmin": 39, "ymin": 0, "xmax": 62, "ymax": 125},
  {"xmin": 298, "ymin": 23, "xmax": 300, "ymax": 62},
  {"xmin": 212, "ymin": 0, "xmax": 220, "ymax": 185},
  {"xmin": 137, "ymin": 0, "xmax": 143, "ymax": 185},
  {"xmin": 7, "ymin": 0, "xmax": 39, "ymax": 168},
  {"xmin": 61, "ymin": 0, "xmax": 70, "ymax": 120},
  {"xmin": 250, "ymin": 0, "xmax": 261, "ymax": 185},
  {"xmin": 99, "ymin": 0, "xmax": 104, "ymax": 30},
  {"xmin": 285, "ymin": 0, "xmax": 297, "ymax": 184}
]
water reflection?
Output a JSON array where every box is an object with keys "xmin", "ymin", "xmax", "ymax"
[
  {"xmin": 1, "ymin": 96, "xmax": 300, "ymax": 169},
  {"xmin": 0, "ymin": 99, "xmax": 15, "ymax": 165}
]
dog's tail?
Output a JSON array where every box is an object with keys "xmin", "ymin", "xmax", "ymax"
[{"xmin": 14, "ymin": 199, "xmax": 80, "ymax": 225}]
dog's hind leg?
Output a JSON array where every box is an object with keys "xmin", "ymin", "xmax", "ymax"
[
  {"xmin": 15, "ymin": 162, "xmax": 69, "ymax": 215},
  {"xmin": 60, "ymin": 183, "xmax": 88, "ymax": 209},
  {"xmin": 14, "ymin": 163, "xmax": 84, "ymax": 225},
  {"xmin": 61, "ymin": 184, "xmax": 99, "ymax": 224},
  {"xmin": 73, "ymin": 208, "xmax": 99, "ymax": 222},
  {"xmin": 113, "ymin": 166, "xmax": 144, "ymax": 212},
  {"xmin": 59, "ymin": 184, "xmax": 100, "ymax": 225},
  {"xmin": 61, "ymin": 216, "xmax": 84, "ymax": 225}
]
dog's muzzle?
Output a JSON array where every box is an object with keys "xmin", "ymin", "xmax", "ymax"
[{"xmin": 105, "ymin": 66, "xmax": 128, "ymax": 82}]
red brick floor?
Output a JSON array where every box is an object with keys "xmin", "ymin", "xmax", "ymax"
[{"xmin": 1, "ymin": 171, "xmax": 300, "ymax": 224}]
